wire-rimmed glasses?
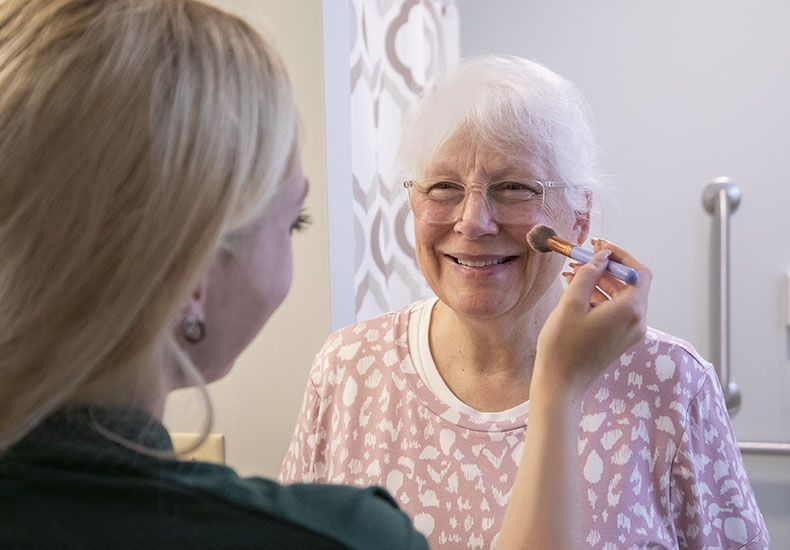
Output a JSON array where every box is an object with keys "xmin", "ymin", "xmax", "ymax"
[{"xmin": 403, "ymin": 178, "xmax": 567, "ymax": 225}]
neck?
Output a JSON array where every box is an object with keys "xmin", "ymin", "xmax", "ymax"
[
  {"xmin": 429, "ymin": 283, "xmax": 564, "ymax": 412},
  {"xmin": 68, "ymin": 353, "xmax": 174, "ymax": 421}
]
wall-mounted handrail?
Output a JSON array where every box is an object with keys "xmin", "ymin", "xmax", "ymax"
[
  {"xmin": 702, "ymin": 178, "xmax": 742, "ymax": 413},
  {"xmin": 702, "ymin": 178, "xmax": 790, "ymax": 456},
  {"xmin": 738, "ymin": 442, "xmax": 790, "ymax": 456}
]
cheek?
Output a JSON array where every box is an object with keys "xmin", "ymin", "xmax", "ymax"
[
  {"xmin": 538, "ymin": 250, "xmax": 566, "ymax": 279},
  {"xmin": 272, "ymin": 248, "xmax": 294, "ymax": 307},
  {"xmin": 254, "ymin": 236, "xmax": 294, "ymax": 319},
  {"xmin": 414, "ymin": 220, "xmax": 443, "ymax": 254},
  {"xmin": 413, "ymin": 223, "xmax": 443, "ymax": 271},
  {"xmin": 541, "ymin": 200, "xmax": 576, "ymax": 235},
  {"xmin": 519, "ymin": 231, "xmax": 564, "ymax": 285}
]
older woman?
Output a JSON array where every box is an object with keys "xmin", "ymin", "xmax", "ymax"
[
  {"xmin": 281, "ymin": 56, "xmax": 769, "ymax": 549},
  {"xmin": 0, "ymin": 2, "xmax": 652, "ymax": 549}
]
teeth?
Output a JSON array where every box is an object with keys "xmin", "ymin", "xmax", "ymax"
[{"xmin": 456, "ymin": 257, "xmax": 508, "ymax": 267}]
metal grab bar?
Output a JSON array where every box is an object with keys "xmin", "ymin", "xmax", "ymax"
[
  {"xmin": 702, "ymin": 178, "xmax": 742, "ymax": 414},
  {"xmin": 738, "ymin": 442, "xmax": 790, "ymax": 456},
  {"xmin": 702, "ymin": 178, "xmax": 790, "ymax": 456}
]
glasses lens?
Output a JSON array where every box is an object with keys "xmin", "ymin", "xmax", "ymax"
[
  {"xmin": 410, "ymin": 180, "xmax": 465, "ymax": 224},
  {"xmin": 488, "ymin": 181, "xmax": 545, "ymax": 224},
  {"xmin": 409, "ymin": 180, "xmax": 549, "ymax": 224}
]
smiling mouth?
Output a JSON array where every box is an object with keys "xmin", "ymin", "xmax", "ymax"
[{"xmin": 450, "ymin": 256, "xmax": 516, "ymax": 267}]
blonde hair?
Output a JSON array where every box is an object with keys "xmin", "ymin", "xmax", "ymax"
[
  {"xmin": 0, "ymin": 0, "xmax": 297, "ymax": 449},
  {"xmin": 399, "ymin": 56, "xmax": 606, "ymax": 216}
]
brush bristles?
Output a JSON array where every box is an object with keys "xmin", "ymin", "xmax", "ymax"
[{"xmin": 526, "ymin": 224, "xmax": 557, "ymax": 253}]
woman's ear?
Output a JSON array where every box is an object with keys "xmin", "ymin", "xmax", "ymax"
[{"xmin": 572, "ymin": 191, "xmax": 592, "ymax": 243}]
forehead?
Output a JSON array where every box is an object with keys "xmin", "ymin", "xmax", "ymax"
[{"xmin": 425, "ymin": 131, "xmax": 542, "ymax": 179}]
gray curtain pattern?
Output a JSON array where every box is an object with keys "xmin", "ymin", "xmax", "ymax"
[{"xmin": 350, "ymin": 0, "xmax": 459, "ymax": 320}]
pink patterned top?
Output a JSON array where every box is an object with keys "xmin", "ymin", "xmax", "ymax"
[{"xmin": 280, "ymin": 300, "xmax": 769, "ymax": 549}]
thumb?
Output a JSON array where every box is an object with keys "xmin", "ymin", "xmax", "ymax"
[{"xmin": 561, "ymin": 249, "xmax": 611, "ymax": 308}]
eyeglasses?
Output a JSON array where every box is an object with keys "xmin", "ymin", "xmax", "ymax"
[{"xmin": 403, "ymin": 178, "xmax": 567, "ymax": 225}]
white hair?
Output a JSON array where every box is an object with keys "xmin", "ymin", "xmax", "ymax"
[{"xmin": 399, "ymin": 55, "xmax": 608, "ymax": 215}]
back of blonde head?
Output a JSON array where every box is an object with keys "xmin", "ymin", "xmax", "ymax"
[{"xmin": 0, "ymin": 0, "xmax": 297, "ymax": 449}]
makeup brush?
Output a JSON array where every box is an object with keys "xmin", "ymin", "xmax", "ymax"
[{"xmin": 526, "ymin": 224, "xmax": 639, "ymax": 284}]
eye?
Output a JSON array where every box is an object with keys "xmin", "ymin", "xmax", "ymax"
[
  {"xmin": 422, "ymin": 180, "xmax": 464, "ymax": 200},
  {"xmin": 420, "ymin": 179, "xmax": 459, "ymax": 191},
  {"xmin": 493, "ymin": 181, "xmax": 542, "ymax": 201},
  {"xmin": 498, "ymin": 181, "xmax": 540, "ymax": 192},
  {"xmin": 290, "ymin": 209, "xmax": 312, "ymax": 233}
]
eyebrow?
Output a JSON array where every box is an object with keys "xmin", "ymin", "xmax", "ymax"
[
  {"xmin": 424, "ymin": 169, "xmax": 538, "ymax": 182},
  {"xmin": 487, "ymin": 169, "xmax": 537, "ymax": 181},
  {"xmin": 425, "ymin": 160, "xmax": 537, "ymax": 182}
]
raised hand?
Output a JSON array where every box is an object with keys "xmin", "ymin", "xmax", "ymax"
[{"xmin": 534, "ymin": 240, "xmax": 652, "ymax": 400}]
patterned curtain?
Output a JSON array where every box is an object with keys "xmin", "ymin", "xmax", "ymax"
[{"xmin": 349, "ymin": 0, "xmax": 459, "ymax": 320}]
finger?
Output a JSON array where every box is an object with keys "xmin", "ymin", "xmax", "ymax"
[
  {"xmin": 560, "ymin": 249, "xmax": 611, "ymax": 310},
  {"xmin": 571, "ymin": 263, "xmax": 626, "ymax": 294},
  {"xmin": 594, "ymin": 271, "xmax": 627, "ymax": 297},
  {"xmin": 588, "ymin": 242, "xmax": 652, "ymax": 346},
  {"xmin": 591, "ymin": 238, "xmax": 653, "ymax": 298},
  {"xmin": 566, "ymin": 249, "xmax": 649, "ymax": 319},
  {"xmin": 591, "ymin": 271, "xmax": 650, "ymax": 345},
  {"xmin": 565, "ymin": 271, "xmax": 611, "ymax": 303},
  {"xmin": 591, "ymin": 238, "xmax": 649, "ymax": 276},
  {"xmin": 591, "ymin": 294, "xmax": 649, "ymax": 348},
  {"xmin": 588, "ymin": 285, "xmax": 610, "ymax": 305}
]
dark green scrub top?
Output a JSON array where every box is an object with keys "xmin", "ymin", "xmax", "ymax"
[{"xmin": 0, "ymin": 407, "xmax": 428, "ymax": 550}]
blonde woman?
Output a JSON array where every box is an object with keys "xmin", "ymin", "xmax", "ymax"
[{"xmin": 0, "ymin": 1, "xmax": 649, "ymax": 549}]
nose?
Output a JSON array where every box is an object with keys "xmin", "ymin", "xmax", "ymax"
[{"xmin": 453, "ymin": 187, "xmax": 498, "ymax": 238}]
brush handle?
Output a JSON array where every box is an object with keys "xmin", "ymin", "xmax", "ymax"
[{"xmin": 569, "ymin": 246, "xmax": 639, "ymax": 284}]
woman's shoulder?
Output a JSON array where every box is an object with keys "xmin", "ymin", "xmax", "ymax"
[
  {"xmin": 313, "ymin": 300, "xmax": 429, "ymax": 364},
  {"xmin": 254, "ymin": 481, "xmax": 428, "ymax": 550},
  {"xmin": 156, "ymin": 460, "xmax": 429, "ymax": 549},
  {"xmin": 205, "ymin": 473, "xmax": 428, "ymax": 550},
  {"xmin": 305, "ymin": 300, "xmax": 430, "ymax": 395},
  {"xmin": 588, "ymin": 327, "xmax": 716, "ymax": 414},
  {"xmin": 0, "ymin": 426, "xmax": 428, "ymax": 550},
  {"xmin": 644, "ymin": 327, "xmax": 710, "ymax": 366},
  {"xmin": 623, "ymin": 327, "xmax": 713, "ymax": 389}
]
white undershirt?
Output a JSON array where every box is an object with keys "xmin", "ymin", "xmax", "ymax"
[{"xmin": 408, "ymin": 298, "xmax": 530, "ymax": 422}]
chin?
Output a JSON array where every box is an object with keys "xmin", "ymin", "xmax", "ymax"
[
  {"xmin": 203, "ymin": 361, "xmax": 236, "ymax": 385},
  {"xmin": 444, "ymin": 293, "xmax": 519, "ymax": 319}
]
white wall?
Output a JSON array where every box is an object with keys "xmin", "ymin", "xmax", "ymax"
[
  {"xmin": 164, "ymin": 0, "xmax": 331, "ymax": 478},
  {"xmin": 457, "ymin": 0, "xmax": 790, "ymax": 541}
]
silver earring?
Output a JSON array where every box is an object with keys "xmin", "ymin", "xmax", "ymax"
[{"xmin": 182, "ymin": 315, "xmax": 205, "ymax": 343}]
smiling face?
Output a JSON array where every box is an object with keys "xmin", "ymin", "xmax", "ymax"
[{"xmin": 413, "ymin": 133, "xmax": 589, "ymax": 322}]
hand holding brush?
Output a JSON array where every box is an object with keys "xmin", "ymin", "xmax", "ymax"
[{"xmin": 526, "ymin": 224, "xmax": 639, "ymax": 284}]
